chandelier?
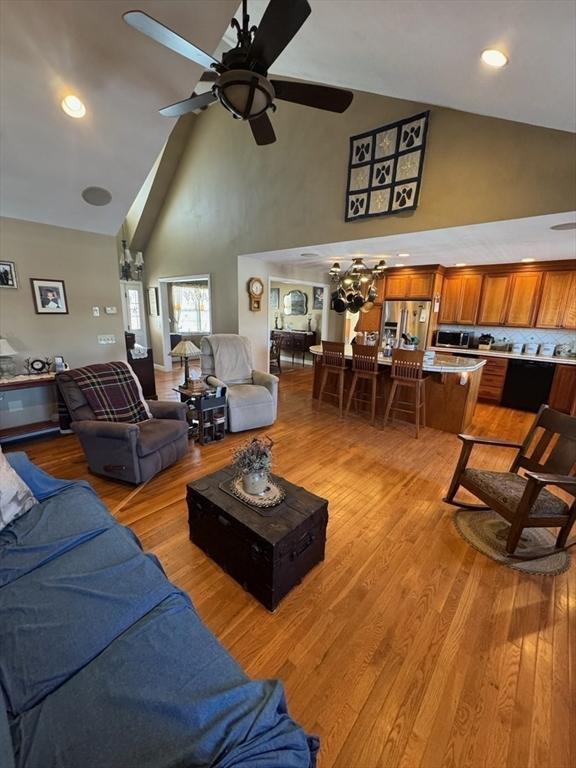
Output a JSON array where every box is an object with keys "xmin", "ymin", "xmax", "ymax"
[{"xmin": 329, "ymin": 258, "xmax": 386, "ymax": 314}]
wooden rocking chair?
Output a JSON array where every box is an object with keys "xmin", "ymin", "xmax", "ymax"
[{"xmin": 445, "ymin": 405, "xmax": 576, "ymax": 554}]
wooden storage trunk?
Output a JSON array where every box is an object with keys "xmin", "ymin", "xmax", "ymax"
[{"xmin": 187, "ymin": 467, "xmax": 328, "ymax": 611}]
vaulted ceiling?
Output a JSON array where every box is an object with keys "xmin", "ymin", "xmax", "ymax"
[{"xmin": 1, "ymin": 0, "xmax": 574, "ymax": 236}]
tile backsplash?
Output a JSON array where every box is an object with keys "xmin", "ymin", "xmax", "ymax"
[{"xmin": 438, "ymin": 325, "xmax": 576, "ymax": 350}]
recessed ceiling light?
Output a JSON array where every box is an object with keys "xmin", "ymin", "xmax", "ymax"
[
  {"xmin": 81, "ymin": 186, "xmax": 112, "ymax": 206},
  {"xmin": 397, "ymin": 253, "xmax": 410, "ymax": 258},
  {"xmin": 454, "ymin": 263, "xmax": 467, "ymax": 267},
  {"xmin": 394, "ymin": 263, "xmax": 405, "ymax": 268},
  {"xmin": 521, "ymin": 258, "xmax": 535, "ymax": 263},
  {"xmin": 550, "ymin": 222, "xmax": 576, "ymax": 231},
  {"xmin": 61, "ymin": 94, "xmax": 86, "ymax": 119},
  {"xmin": 481, "ymin": 49, "xmax": 508, "ymax": 68}
]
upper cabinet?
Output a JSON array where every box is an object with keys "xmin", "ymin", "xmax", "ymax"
[
  {"xmin": 385, "ymin": 272, "xmax": 435, "ymax": 299},
  {"xmin": 439, "ymin": 275, "xmax": 483, "ymax": 324},
  {"xmin": 477, "ymin": 271, "xmax": 541, "ymax": 327},
  {"xmin": 536, "ymin": 270, "xmax": 576, "ymax": 329},
  {"xmin": 477, "ymin": 274, "xmax": 511, "ymax": 325}
]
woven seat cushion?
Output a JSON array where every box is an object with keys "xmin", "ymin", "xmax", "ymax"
[{"xmin": 463, "ymin": 469, "xmax": 569, "ymax": 518}]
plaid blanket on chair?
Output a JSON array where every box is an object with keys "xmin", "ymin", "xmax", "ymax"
[{"xmin": 67, "ymin": 362, "xmax": 149, "ymax": 423}]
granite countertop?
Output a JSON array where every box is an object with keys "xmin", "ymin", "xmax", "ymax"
[
  {"xmin": 309, "ymin": 345, "xmax": 486, "ymax": 373},
  {"xmin": 429, "ymin": 346, "xmax": 576, "ymax": 366}
]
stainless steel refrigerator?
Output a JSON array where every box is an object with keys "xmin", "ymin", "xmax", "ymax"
[{"xmin": 381, "ymin": 300, "xmax": 432, "ymax": 350}]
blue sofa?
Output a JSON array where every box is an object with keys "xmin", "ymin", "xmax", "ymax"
[{"xmin": 0, "ymin": 454, "xmax": 318, "ymax": 768}]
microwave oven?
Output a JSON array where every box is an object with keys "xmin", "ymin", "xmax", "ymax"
[{"xmin": 435, "ymin": 330, "xmax": 472, "ymax": 348}]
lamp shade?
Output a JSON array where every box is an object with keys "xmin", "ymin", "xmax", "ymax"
[
  {"xmin": 0, "ymin": 338, "xmax": 17, "ymax": 356},
  {"xmin": 171, "ymin": 340, "xmax": 201, "ymax": 358}
]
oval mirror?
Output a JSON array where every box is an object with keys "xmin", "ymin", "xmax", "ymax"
[{"xmin": 283, "ymin": 289, "xmax": 308, "ymax": 315}]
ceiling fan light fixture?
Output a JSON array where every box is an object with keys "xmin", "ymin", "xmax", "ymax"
[{"xmin": 214, "ymin": 70, "xmax": 275, "ymax": 120}]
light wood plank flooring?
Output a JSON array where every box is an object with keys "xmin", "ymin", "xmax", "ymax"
[{"xmin": 9, "ymin": 368, "xmax": 574, "ymax": 768}]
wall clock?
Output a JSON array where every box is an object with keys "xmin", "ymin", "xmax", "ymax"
[{"xmin": 248, "ymin": 277, "xmax": 264, "ymax": 311}]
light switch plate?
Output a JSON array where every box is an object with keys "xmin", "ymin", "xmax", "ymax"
[
  {"xmin": 92, "ymin": 306, "xmax": 100, "ymax": 317},
  {"xmin": 97, "ymin": 335, "xmax": 116, "ymax": 344},
  {"xmin": 105, "ymin": 306, "xmax": 117, "ymax": 314}
]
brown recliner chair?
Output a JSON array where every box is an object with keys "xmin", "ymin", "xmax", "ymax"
[{"xmin": 57, "ymin": 370, "xmax": 189, "ymax": 485}]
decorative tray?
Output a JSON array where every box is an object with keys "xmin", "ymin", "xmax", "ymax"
[{"xmin": 219, "ymin": 475, "xmax": 286, "ymax": 516}]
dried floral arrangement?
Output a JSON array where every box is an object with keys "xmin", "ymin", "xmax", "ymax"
[{"xmin": 232, "ymin": 436, "xmax": 274, "ymax": 475}]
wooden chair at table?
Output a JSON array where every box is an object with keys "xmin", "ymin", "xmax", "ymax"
[
  {"xmin": 444, "ymin": 405, "xmax": 576, "ymax": 554},
  {"xmin": 383, "ymin": 348, "xmax": 427, "ymax": 438},
  {"xmin": 344, "ymin": 344, "xmax": 382, "ymax": 424},
  {"xmin": 270, "ymin": 335, "xmax": 282, "ymax": 374},
  {"xmin": 318, "ymin": 341, "xmax": 347, "ymax": 417}
]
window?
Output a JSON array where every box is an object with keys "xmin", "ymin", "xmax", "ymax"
[
  {"xmin": 127, "ymin": 288, "xmax": 141, "ymax": 331},
  {"xmin": 171, "ymin": 281, "xmax": 211, "ymax": 334}
]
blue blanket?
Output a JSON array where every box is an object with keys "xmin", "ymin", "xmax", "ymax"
[{"xmin": 1, "ymin": 460, "xmax": 318, "ymax": 768}]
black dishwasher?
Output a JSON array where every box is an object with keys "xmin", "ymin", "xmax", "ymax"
[{"xmin": 501, "ymin": 359, "xmax": 556, "ymax": 412}]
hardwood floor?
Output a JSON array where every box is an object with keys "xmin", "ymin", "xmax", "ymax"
[{"xmin": 9, "ymin": 368, "xmax": 574, "ymax": 768}]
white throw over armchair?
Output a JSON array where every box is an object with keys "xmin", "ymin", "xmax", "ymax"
[{"xmin": 200, "ymin": 334, "xmax": 278, "ymax": 432}]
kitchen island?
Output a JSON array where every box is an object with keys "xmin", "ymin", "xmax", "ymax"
[{"xmin": 310, "ymin": 345, "xmax": 486, "ymax": 434}]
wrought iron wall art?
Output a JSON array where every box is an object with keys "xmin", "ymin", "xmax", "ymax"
[{"xmin": 345, "ymin": 111, "xmax": 430, "ymax": 222}]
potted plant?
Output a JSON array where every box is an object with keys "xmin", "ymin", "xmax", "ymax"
[{"xmin": 232, "ymin": 436, "xmax": 273, "ymax": 495}]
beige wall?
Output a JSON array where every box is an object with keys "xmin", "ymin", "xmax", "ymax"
[
  {"xmin": 269, "ymin": 281, "xmax": 323, "ymax": 335},
  {"xmin": 0, "ymin": 217, "xmax": 125, "ymax": 370}
]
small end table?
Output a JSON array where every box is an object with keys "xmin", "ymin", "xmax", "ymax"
[{"xmin": 175, "ymin": 384, "xmax": 227, "ymax": 444}]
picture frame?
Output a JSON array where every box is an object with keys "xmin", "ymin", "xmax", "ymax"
[
  {"xmin": 270, "ymin": 287, "xmax": 279, "ymax": 311},
  {"xmin": 0, "ymin": 260, "xmax": 18, "ymax": 288},
  {"xmin": 30, "ymin": 278, "xmax": 69, "ymax": 314},
  {"xmin": 147, "ymin": 286, "xmax": 159, "ymax": 316},
  {"xmin": 313, "ymin": 286, "xmax": 324, "ymax": 310}
]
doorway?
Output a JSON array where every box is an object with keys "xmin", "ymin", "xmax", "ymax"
[
  {"xmin": 120, "ymin": 280, "xmax": 147, "ymax": 347},
  {"xmin": 156, "ymin": 274, "xmax": 212, "ymax": 370}
]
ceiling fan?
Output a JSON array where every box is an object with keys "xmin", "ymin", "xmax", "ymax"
[{"xmin": 123, "ymin": 0, "xmax": 354, "ymax": 145}]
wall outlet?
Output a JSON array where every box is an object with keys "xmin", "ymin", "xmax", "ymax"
[
  {"xmin": 92, "ymin": 306, "xmax": 100, "ymax": 317},
  {"xmin": 8, "ymin": 400, "xmax": 23, "ymax": 412},
  {"xmin": 97, "ymin": 335, "xmax": 116, "ymax": 344},
  {"xmin": 105, "ymin": 306, "xmax": 118, "ymax": 314}
]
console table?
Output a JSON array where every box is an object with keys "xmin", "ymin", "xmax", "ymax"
[
  {"xmin": 0, "ymin": 374, "xmax": 68, "ymax": 443},
  {"xmin": 270, "ymin": 330, "xmax": 317, "ymax": 366}
]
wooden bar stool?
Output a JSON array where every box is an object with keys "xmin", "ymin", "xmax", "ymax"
[
  {"xmin": 345, "ymin": 344, "xmax": 382, "ymax": 424},
  {"xmin": 383, "ymin": 349, "xmax": 427, "ymax": 438},
  {"xmin": 318, "ymin": 341, "xmax": 347, "ymax": 416}
]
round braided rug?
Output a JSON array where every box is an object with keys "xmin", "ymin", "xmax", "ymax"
[{"xmin": 453, "ymin": 509, "xmax": 570, "ymax": 576}]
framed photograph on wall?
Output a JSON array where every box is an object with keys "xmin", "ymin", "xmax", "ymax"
[
  {"xmin": 270, "ymin": 287, "xmax": 279, "ymax": 311},
  {"xmin": 0, "ymin": 261, "xmax": 18, "ymax": 288},
  {"xmin": 313, "ymin": 286, "xmax": 324, "ymax": 310},
  {"xmin": 30, "ymin": 278, "xmax": 68, "ymax": 314},
  {"xmin": 147, "ymin": 286, "xmax": 159, "ymax": 316}
]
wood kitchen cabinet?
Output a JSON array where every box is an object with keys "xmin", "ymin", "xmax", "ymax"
[
  {"xmin": 549, "ymin": 364, "xmax": 576, "ymax": 415},
  {"xmin": 385, "ymin": 272, "xmax": 434, "ymax": 299},
  {"xmin": 478, "ymin": 271, "xmax": 541, "ymax": 326},
  {"xmin": 477, "ymin": 356, "xmax": 509, "ymax": 403},
  {"xmin": 477, "ymin": 274, "xmax": 511, "ymax": 324},
  {"xmin": 536, "ymin": 270, "xmax": 576, "ymax": 329},
  {"xmin": 439, "ymin": 274, "xmax": 483, "ymax": 324}
]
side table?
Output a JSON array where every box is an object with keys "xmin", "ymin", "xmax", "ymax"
[{"xmin": 175, "ymin": 384, "xmax": 227, "ymax": 444}]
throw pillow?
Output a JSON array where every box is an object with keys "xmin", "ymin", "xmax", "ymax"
[{"xmin": 0, "ymin": 447, "xmax": 38, "ymax": 531}]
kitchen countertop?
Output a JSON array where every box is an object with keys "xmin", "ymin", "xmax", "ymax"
[
  {"xmin": 310, "ymin": 345, "xmax": 486, "ymax": 373},
  {"xmin": 429, "ymin": 346, "xmax": 576, "ymax": 366}
]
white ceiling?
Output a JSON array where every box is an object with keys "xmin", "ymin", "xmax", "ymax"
[
  {"xmin": 246, "ymin": 213, "xmax": 576, "ymax": 270},
  {"xmin": 218, "ymin": 0, "xmax": 576, "ymax": 133},
  {"xmin": 0, "ymin": 0, "xmax": 237, "ymax": 235}
]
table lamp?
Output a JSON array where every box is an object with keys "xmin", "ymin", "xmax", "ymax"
[
  {"xmin": 170, "ymin": 340, "xmax": 201, "ymax": 388},
  {"xmin": 0, "ymin": 338, "xmax": 17, "ymax": 378}
]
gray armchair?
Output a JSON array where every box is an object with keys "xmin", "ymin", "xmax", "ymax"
[
  {"xmin": 200, "ymin": 334, "xmax": 278, "ymax": 432},
  {"xmin": 57, "ymin": 372, "xmax": 189, "ymax": 484}
]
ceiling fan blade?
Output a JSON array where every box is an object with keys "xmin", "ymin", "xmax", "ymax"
[
  {"xmin": 199, "ymin": 71, "xmax": 219, "ymax": 82},
  {"xmin": 249, "ymin": 0, "xmax": 311, "ymax": 71},
  {"xmin": 123, "ymin": 11, "xmax": 218, "ymax": 70},
  {"xmin": 249, "ymin": 113, "xmax": 276, "ymax": 145},
  {"xmin": 159, "ymin": 91, "xmax": 217, "ymax": 118},
  {"xmin": 271, "ymin": 80, "xmax": 353, "ymax": 113}
]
